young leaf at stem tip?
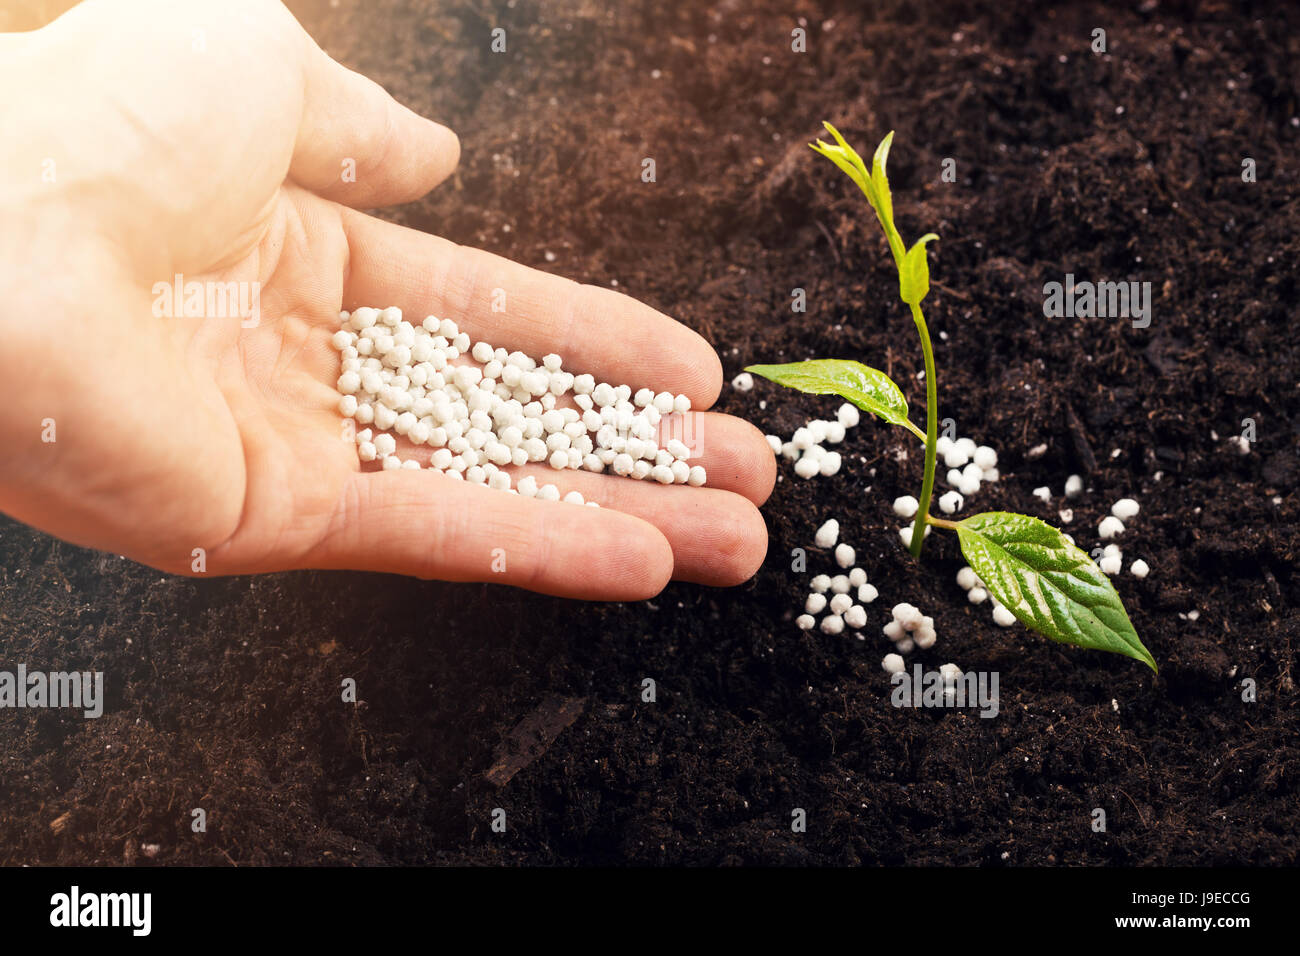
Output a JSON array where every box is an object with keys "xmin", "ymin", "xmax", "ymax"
[
  {"xmin": 809, "ymin": 124, "xmax": 907, "ymax": 264},
  {"xmin": 744, "ymin": 360, "xmax": 912, "ymax": 431},
  {"xmin": 810, "ymin": 123, "xmax": 876, "ymax": 207},
  {"xmin": 900, "ymin": 233, "xmax": 940, "ymax": 305},
  {"xmin": 870, "ymin": 131, "xmax": 897, "ymax": 257},
  {"xmin": 956, "ymin": 511, "xmax": 1157, "ymax": 671}
]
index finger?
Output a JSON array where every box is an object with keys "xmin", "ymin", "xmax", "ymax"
[{"xmin": 338, "ymin": 208, "xmax": 724, "ymax": 409}]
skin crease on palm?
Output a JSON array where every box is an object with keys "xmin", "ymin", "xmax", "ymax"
[{"xmin": 0, "ymin": 0, "xmax": 776, "ymax": 600}]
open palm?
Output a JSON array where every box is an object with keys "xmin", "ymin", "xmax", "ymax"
[{"xmin": 0, "ymin": 0, "xmax": 773, "ymax": 599}]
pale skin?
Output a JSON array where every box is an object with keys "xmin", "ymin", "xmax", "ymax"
[{"xmin": 0, "ymin": 0, "xmax": 775, "ymax": 599}]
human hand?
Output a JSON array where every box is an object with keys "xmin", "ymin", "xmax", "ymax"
[{"xmin": 0, "ymin": 0, "xmax": 774, "ymax": 599}]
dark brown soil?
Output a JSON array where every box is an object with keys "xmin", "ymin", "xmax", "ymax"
[{"xmin": 1, "ymin": 0, "xmax": 1296, "ymax": 865}]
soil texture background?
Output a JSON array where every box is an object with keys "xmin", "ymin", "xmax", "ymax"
[{"xmin": 0, "ymin": 0, "xmax": 1297, "ymax": 865}]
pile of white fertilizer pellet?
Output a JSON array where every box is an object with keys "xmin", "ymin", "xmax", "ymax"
[
  {"xmin": 882, "ymin": 602, "xmax": 938, "ymax": 652},
  {"xmin": 764, "ymin": 412, "xmax": 1002, "ymax": 495},
  {"xmin": 801, "ymin": 521, "xmax": 963, "ymax": 678},
  {"xmin": 895, "ymin": 436, "xmax": 1000, "ymax": 544},
  {"xmin": 938, "ymin": 435, "xmax": 999, "ymax": 497},
  {"xmin": 765, "ymin": 403, "xmax": 861, "ymax": 479},
  {"xmin": 331, "ymin": 307, "xmax": 706, "ymax": 502},
  {"xmin": 795, "ymin": 519, "xmax": 879, "ymax": 636},
  {"xmin": 880, "ymin": 606, "xmax": 967, "ymax": 700}
]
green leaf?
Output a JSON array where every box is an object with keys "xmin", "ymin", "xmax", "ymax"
[
  {"xmin": 810, "ymin": 125, "xmax": 909, "ymax": 267},
  {"xmin": 809, "ymin": 141, "xmax": 869, "ymax": 198},
  {"xmin": 899, "ymin": 233, "xmax": 940, "ymax": 305},
  {"xmin": 870, "ymin": 131, "xmax": 896, "ymax": 235},
  {"xmin": 956, "ymin": 512, "xmax": 1156, "ymax": 672},
  {"xmin": 819, "ymin": 122, "xmax": 870, "ymax": 181},
  {"xmin": 810, "ymin": 123, "xmax": 877, "ymax": 209},
  {"xmin": 745, "ymin": 360, "xmax": 911, "ymax": 429}
]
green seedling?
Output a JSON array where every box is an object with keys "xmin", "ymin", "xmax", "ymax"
[{"xmin": 748, "ymin": 124, "xmax": 1155, "ymax": 672}]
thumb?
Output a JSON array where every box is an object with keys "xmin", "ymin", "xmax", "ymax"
[{"xmin": 291, "ymin": 32, "xmax": 459, "ymax": 207}]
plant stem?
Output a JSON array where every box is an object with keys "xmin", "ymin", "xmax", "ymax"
[
  {"xmin": 907, "ymin": 301, "xmax": 939, "ymax": 559},
  {"xmin": 927, "ymin": 515, "xmax": 959, "ymax": 530}
]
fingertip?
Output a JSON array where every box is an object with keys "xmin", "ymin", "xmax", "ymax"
[
  {"xmin": 400, "ymin": 104, "xmax": 460, "ymax": 196},
  {"xmin": 692, "ymin": 337, "xmax": 724, "ymax": 410},
  {"xmin": 443, "ymin": 124, "xmax": 461, "ymax": 179},
  {"xmin": 665, "ymin": 412, "xmax": 776, "ymax": 505},
  {"xmin": 657, "ymin": 491, "xmax": 769, "ymax": 588},
  {"xmin": 732, "ymin": 418, "xmax": 778, "ymax": 506},
  {"xmin": 602, "ymin": 509, "xmax": 674, "ymax": 600},
  {"xmin": 361, "ymin": 99, "xmax": 459, "ymax": 204},
  {"xmin": 296, "ymin": 45, "xmax": 460, "ymax": 207},
  {"xmin": 478, "ymin": 483, "xmax": 671, "ymax": 601},
  {"xmin": 711, "ymin": 496, "xmax": 769, "ymax": 587}
]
